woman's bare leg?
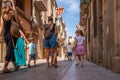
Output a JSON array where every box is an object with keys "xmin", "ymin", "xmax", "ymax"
[
  {"xmin": 3, "ymin": 61, "xmax": 9, "ymax": 71},
  {"xmin": 45, "ymin": 48, "xmax": 50, "ymax": 67},
  {"xmin": 52, "ymin": 48, "xmax": 58, "ymax": 68}
]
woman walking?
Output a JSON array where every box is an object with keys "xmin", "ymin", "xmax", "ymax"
[
  {"xmin": 44, "ymin": 16, "xmax": 58, "ymax": 68},
  {"xmin": 74, "ymin": 30, "xmax": 86, "ymax": 67},
  {"xmin": 0, "ymin": 9, "xmax": 19, "ymax": 73},
  {"xmin": 0, "ymin": 0, "xmax": 27, "ymax": 73}
]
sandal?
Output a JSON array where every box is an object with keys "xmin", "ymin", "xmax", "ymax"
[
  {"xmin": 2, "ymin": 69, "xmax": 12, "ymax": 73},
  {"xmin": 15, "ymin": 66, "xmax": 20, "ymax": 71},
  {"xmin": 14, "ymin": 68, "xmax": 19, "ymax": 71},
  {"xmin": 52, "ymin": 64, "xmax": 58, "ymax": 68}
]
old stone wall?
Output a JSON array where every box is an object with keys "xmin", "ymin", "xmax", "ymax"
[
  {"xmin": 87, "ymin": 0, "xmax": 120, "ymax": 71},
  {"xmin": 114, "ymin": 0, "xmax": 120, "ymax": 56},
  {"xmin": 102, "ymin": 0, "xmax": 114, "ymax": 69}
]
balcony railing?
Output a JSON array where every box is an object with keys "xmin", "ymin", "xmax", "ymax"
[{"xmin": 34, "ymin": 0, "xmax": 47, "ymax": 11}]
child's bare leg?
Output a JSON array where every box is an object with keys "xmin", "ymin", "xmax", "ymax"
[
  {"xmin": 34, "ymin": 60, "xmax": 36, "ymax": 67},
  {"xmin": 75, "ymin": 55, "xmax": 80, "ymax": 66},
  {"xmin": 28, "ymin": 60, "xmax": 31, "ymax": 68},
  {"xmin": 80, "ymin": 55, "xmax": 84, "ymax": 67}
]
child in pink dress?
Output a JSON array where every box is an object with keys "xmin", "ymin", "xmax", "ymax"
[{"xmin": 74, "ymin": 30, "xmax": 86, "ymax": 67}]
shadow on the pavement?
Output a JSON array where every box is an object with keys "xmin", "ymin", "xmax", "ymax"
[{"xmin": 0, "ymin": 59, "xmax": 73, "ymax": 75}]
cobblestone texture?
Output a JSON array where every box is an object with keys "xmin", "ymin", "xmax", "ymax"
[{"xmin": 0, "ymin": 59, "xmax": 120, "ymax": 80}]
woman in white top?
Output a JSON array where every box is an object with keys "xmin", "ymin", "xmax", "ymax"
[{"xmin": 74, "ymin": 30, "xmax": 86, "ymax": 67}]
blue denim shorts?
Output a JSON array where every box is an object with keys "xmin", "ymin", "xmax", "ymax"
[
  {"xmin": 29, "ymin": 54, "xmax": 36, "ymax": 60},
  {"xmin": 44, "ymin": 33, "xmax": 57, "ymax": 48},
  {"xmin": 68, "ymin": 52, "xmax": 72, "ymax": 56}
]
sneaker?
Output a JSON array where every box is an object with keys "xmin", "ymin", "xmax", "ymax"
[{"xmin": 28, "ymin": 64, "xmax": 31, "ymax": 68}]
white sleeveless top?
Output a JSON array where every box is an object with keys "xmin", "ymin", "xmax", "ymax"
[{"xmin": 75, "ymin": 36, "xmax": 85, "ymax": 45}]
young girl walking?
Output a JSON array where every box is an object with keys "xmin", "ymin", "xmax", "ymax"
[{"xmin": 74, "ymin": 30, "xmax": 86, "ymax": 67}]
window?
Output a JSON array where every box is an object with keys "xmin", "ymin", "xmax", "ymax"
[{"xmin": 15, "ymin": 0, "xmax": 25, "ymax": 11}]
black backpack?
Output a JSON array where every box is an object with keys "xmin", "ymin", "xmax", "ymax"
[{"xmin": 44, "ymin": 24, "xmax": 55, "ymax": 39}]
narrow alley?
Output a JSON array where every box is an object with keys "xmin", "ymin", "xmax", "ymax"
[
  {"xmin": 0, "ymin": 59, "xmax": 120, "ymax": 80},
  {"xmin": 0, "ymin": 0, "xmax": 120, "ymax": 80}
]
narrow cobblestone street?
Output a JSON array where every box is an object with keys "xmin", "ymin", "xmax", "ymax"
[
  {"xmin": 0, "ymin": 0, "xmax": 120, "ymax": 80},
  {"xmin": 0, "ymin": 59, "xmax": 120, "ymax": 80}
]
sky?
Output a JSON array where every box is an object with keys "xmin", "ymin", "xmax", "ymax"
[{"xmin": 56, "ymin": 0, "xmax": 80, "ymax": 38}]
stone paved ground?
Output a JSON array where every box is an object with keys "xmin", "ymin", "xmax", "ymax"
[
  {"xmin": 63, "ymin": 61, "xmax": 120, "ymax": 80},
  {"xmin": 0, "ymin": 59, "xmax": 120, "ymax": 80},
  {"xmin": 0, "ymin": 59, "xmax": 73, "ymax": 80}
]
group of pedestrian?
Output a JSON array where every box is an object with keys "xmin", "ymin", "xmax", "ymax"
[
  {"xmin": 63, "ymin": 29, "xmax": 86, "ymax": 67},
  {"xmin": 0, "ymin": 0, "xmax": 58, "ymax": 74},
  {"xmin": 0, "ymin": 0, "xmax": 86, "ymax": 74},
  {"xmin": 0, "ymin": 0, "xmax": 37, "ymax": 73}
]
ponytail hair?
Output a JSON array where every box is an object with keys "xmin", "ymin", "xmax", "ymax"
[{"xmin": 80, "ymin": 30, "xmax": 84, "ymax": 36}]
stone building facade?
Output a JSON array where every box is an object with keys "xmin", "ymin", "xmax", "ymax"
[
  {"xmin": 57, "ymin": 17, "xmax": 67, "ymax": 58},
  {"xmin": 77, "ymin": 0, "xmax": 88, "ymax": 44},
  {"xmin": 32, "ymin": 0, "xmax": 47, "ymax": 59},
  {"xmin": 86, "ymin": 0, "xmax": 120, "ymax": 72},
  {"xmin": 0, "ymin": 0, "xmax": 65, "ymax": 62},
  {"xmin": 0, "ymin": 0, "xmax": 64, "ymax": 62}
]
